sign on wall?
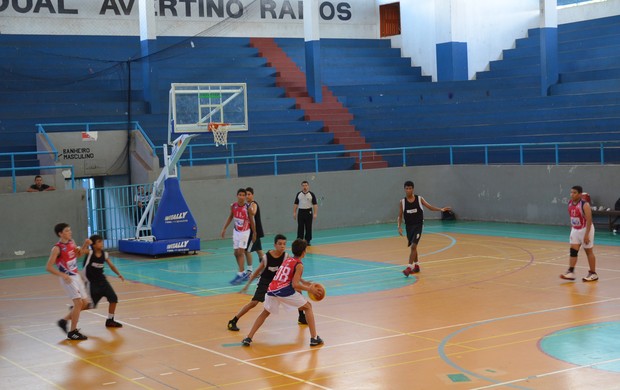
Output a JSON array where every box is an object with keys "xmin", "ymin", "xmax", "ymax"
[
  {"xmin": 45, "ymin": 130, "xmax": 129, "ymax": 177},
  {"xmin": 0, "ymin": 0, "xmax": 378, "ymax": 38}
]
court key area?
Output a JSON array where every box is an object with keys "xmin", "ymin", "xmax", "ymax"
[{"xmin": 2, "ymin": 221, "xmax": 620, "ymax": 389}]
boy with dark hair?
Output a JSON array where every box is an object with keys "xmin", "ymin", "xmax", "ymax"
[
  {"xmin": 241, "ymin": 239, "xmax": 324, "ymax": 347},
  {"xmin": 83, "ymin": 234, "xmax": 125, "ymax": 327},
  {"xmin": 221, "ymin": 188, "xmax": 257, "ymax": 285},
  {"xmin": 397, "ymin": 181, "xmax": 451, "ymax": 276},
  {"xmin": 561, "ymin": 185, "xmax": 598, "ymax": 282},
  {"xmin": 228, "ymin": 234, "xmax": 287, "ymax": 331},
  {"xmin": 244, "ymin": 187, "xmax": 264, "ymax": 278},
  {"xmin": 45, "ymin": 223, "xmax": 91, "ymax": 340}
]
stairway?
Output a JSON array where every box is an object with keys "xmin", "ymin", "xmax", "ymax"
[{"xmin": 249, "ymin": 38, "xmax": 387, "ymax": 169}]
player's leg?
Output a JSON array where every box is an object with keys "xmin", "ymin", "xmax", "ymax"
[
  {"xmin": 231, "ymin": 230, "xmax": 249, "ymax": 285},
  {"xmin": 243, "ymin": 309, "xmax": 271, "ymax": 345},
  {"xmin": 562, "ymin": 228, "xmax": 582, "ymax": 280},
  {"xmin": 229, "ymin": 300, "xmax": 259, "ymax": 331},
  {"xmin": 582, "ymin": 229, "xmax": 597, "ymax": 281},
  {"xmin": 103, "ymin": 282, "xmax": 122, "ymax": 327},
  {"xmin": 403, "ymin": 225, "xmax": 422, "ymax": 276},
  {"xmin": 299, "ymin": 301, "xmax": 323, "ymax": 346}
]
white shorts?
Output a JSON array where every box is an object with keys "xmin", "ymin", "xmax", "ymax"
[
  {"xmin": 264, "ymin": 292, "xmax": 307, "ymax": 315},
  {"xmin": 60, "ymin": 274, "xmax": 90, "ymax": 301},
  {"xmin": 570, "ymin": 227, "xmax": 595, "ymax": 249},
  {"xmin": 233, "ymin": 229, "xmax": 251, "ymax": 249}
]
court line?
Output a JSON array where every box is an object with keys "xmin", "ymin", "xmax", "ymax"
[
  {"xmin": 437, "ymin": 297, "xmax": 620, "ymax": 389},
  {"xmin": 0, "ymin": 355, "xmax": 65, "ymax": 389},
  {"xmin": 86, "ymin": 311, "xmax": 332, "ymax": 390},
  {"xmin": 470, "ymin": 356, "xmax": 620, "ymax": 389},
  {"xmin": 9, "ymin": 328, "xmax": 153, "ymax": 389},
  {"xmin": 245, "ymin": 296, "xmax": 620, "ymax": 363}
]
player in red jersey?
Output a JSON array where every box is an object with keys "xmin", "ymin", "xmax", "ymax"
[
  {"xmin": 241, "ymin": 239, "xmax": 324, "ymax": 347},
  {"xmin": 561, "ymin": 185, "xmax": 598, "ymax": 282},
  {"xmin": 221, "ymin": 188, "xmax": 257, "ymax": 285},
  {"xmin": 45, "ymin": 223, "xmax": 92, "ymax": 340}
]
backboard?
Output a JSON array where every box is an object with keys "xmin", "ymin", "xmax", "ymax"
[{"xmin": 168, "ymin": 83, "xmax": 248, "ymax": 144}]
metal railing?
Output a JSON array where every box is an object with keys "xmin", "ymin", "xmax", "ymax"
[
  {"xmin": 170, "ymin": 140, "xmax": 620, "ymax": 178},
  {"xmin": 0, "ymin": 164, "xmax": 75, "ymax": 192}
]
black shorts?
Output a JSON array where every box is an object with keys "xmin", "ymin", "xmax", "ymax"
[
  {"xmin": 252, "ymin": 283, "xmax": 268, "ymax": 302},
  {"xmin": 406, "ymin": 224, "xmax": 423, "ymax": 247},
  {"xmin": 246, "ymin": 237, "xmax": 262, "ymax": 252},
  {"xmin": 88, "ymin": 278, "xmax": 118, "ymax": 307}
]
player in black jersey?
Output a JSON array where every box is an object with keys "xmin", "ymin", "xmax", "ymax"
[
  {"xmin": 83, "ymin": 234, "xmax": 125, "ymax": 327},
  {"xmin": 243, "ymin": 187, "xmax": 265, "ymax": 280},
  {"xmin": 397, "ymin": 181, "xmax": 451, "ymax": 276},
  {"xmin": 228, "ymin": 234, "xmax": 287, "ymax": 331}
]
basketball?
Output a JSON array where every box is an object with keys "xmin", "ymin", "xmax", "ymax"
[
  {"xmin": 308, "ymin": 283, "xmax": 326, "ymax": 302},
  {"xmin": 581, "ymin": 192, "xmax": 591, "ymax": 203}
]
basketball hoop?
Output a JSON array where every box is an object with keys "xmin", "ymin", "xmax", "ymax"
[{"xmin": 208, "ymin": 122, "xmax": 230, "ymax": 147}]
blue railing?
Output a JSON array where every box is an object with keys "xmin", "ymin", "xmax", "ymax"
[
  {"xmin": 0, "ymin": 164, "xmax": 75, "ymax": 192},
  {"xmin": 174, "ymin": 140, "xmax": 619, "ymax": 178},
  {"xmin": 154, "ymin": 142, "xmax": 236, "ymax": 164}
]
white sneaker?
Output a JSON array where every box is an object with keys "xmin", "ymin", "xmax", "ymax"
[
  {"xmin": 582, "ymin": 273, "xmax": 599, "ymax": 282},
  {"xmin": 560, "ymin": 272, "xmax": 575, "ymax": 280}
]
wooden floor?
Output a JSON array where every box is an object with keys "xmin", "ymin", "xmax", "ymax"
[{"xmin": 2, "ymin": 221, "xmax": 620, "ymax": 389}]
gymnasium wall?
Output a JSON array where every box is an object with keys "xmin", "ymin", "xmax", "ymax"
[
  {"xmin": 2, "ymin": 165, "xmax": 618, "ymax": 260},
  {"xmin": 559, "ymin": 0, "xmax": 620, "ymax": 23}
]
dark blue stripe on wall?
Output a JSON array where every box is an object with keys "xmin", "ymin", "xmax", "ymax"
[
  {"xmin": 304, "ymin": 39, "xmax": 322, "ymax": 103},
  {"xmin": 436, "ymin": 41, "xmax": 468, "ymax": 81},
  {"xmin": 540, "ymin": 27, "xmax": 558, "ymax": 96}
]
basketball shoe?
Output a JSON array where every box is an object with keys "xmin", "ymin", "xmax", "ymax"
[
  {"xmin": 582, "ymin": 272, "xmax": 598, "ymax": 282},
  {"xmin": 67, "ymin": 329, "xmax": 88, "ymax": 340},
  {"xmin": 310, "ymin": 336, "xmax": 324, "ymax": 347},
  {"xmin": 560, "ymin": 271, "xmax": 575, "ymax": 280}
]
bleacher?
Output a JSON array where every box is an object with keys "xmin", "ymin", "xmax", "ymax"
[
  {"xmin": 0, "ymin": 36, "xmax": 354, "ymax": 177},
  {"xmin": 313, "ymin": 16, "xmax": 620, "ymax": 166},
  {"xmin": 2, "ymin": 15, "xmax": 620, "ymax": 177}
]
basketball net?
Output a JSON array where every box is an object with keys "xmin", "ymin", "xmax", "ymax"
[{"xmin": 208, "ymin": 122, "xmax": 230, "ymax": 147}]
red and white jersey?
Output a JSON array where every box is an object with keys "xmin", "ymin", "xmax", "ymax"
[
  {"xmin": 267, "ymin": 256, "xmax": 301, "ymax": 297},
  {"xmin": 231, "ymin": 202, "xmax": 250, "ymax": 232},
  {"xmin": 568, "ymin": 200, "xmax": 587, "ymax": 230},
  {"xmin": 55, "ymin": 240, "xmax": 79, "ymax": 276}
]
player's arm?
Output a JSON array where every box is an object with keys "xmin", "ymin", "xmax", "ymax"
[
  {"xmin": 293, "ymin": 202, "xmax": 298, "ymax": 220},
  {"xmin": 248, "ymin": 206, "xmax": 257, "ymax": 242},
  {"xmin": 292, "ymin": 264, "xmax": 321, "ymax": 297},
  {"xmin": 76, "ymin": 238, "xmax": 92, "ymax": 257},
  {"xmin": 311, "ymin": 192, "xmax": 318, "ymax": 219},
  {"xmin": 45, "ymin": 185, "xmax": 56, "ymax": 191},
  {"xmin": 46, "ymin": 247, "xmax": 71, "ymax": 283},
  {"xmin": 420, "ymin": 197, "xmax": 451, "ymax": 212},
  {"xmin": 221, "ymin": 208, "xmax": 234, "ymax": 238},
  {"xmin": 397, "ymin": 201, "xmax": 404, "ymax": 236},
  {"xmin": 240, "ymin": 254, "xmax": 267, "ymax": 293},
  {"xmin": 105, "ymin": 256, "xmax": 125, "ymax": 281},
  {"xmin": 583, "ymin": 202, "xmax": 593, "ymax": 244}
]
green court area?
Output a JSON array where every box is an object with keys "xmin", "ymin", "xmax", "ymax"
[{"xmin": 2, "ymin": 222, "xmax": 617, "ymax": 298}]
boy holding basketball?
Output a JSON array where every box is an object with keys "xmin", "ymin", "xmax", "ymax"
[
  {"xmin": 398, "ymin": 181, "xmax": 451, "ymax": 276},
  {"xmin": 45, "ymin": 223, "xmax": 92, "ymax": 340},
  {"xmin": 228, "ymin": 234, "xmax": 288, "ymax": 331},
  {"xmin": 241, "ymin": 239, "xmax": 324, "ymax": 347}
]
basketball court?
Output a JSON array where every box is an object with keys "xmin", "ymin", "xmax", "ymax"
[{"xmin": 2, "ymin": 221, "xmax": 620, "ymax": 389}]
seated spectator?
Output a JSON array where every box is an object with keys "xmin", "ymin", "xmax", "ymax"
[{"xmin": 27, "ymin": 175, "xmax": 55, "ymax": 192}]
